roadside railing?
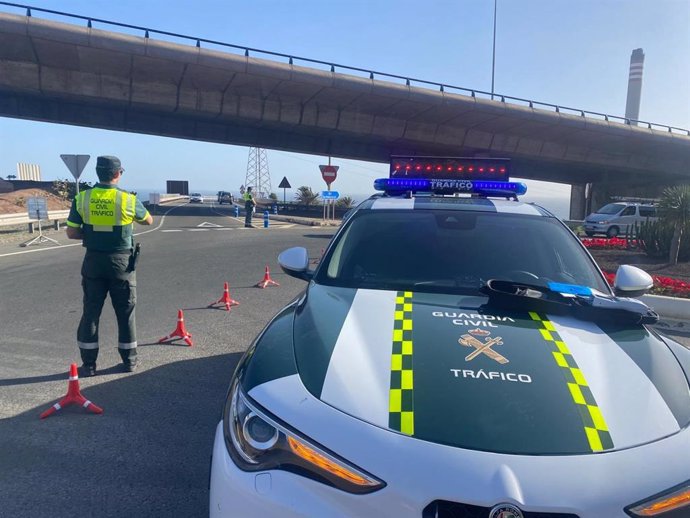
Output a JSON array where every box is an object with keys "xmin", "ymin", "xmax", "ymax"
[
  {"xmin": 0, "ymin": 193, "xmax": 186, "ymax": 232},
  {"xmin": 0, "ymin": 1, "xmax": 687, "ymax": 136},
  {"xmin": 0, "ymin": 209, "xmax": 69, "ymax": 230}
]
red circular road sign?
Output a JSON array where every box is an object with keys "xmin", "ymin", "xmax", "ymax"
[{"xmin": 319, "ymin": 165, "xmax": 339, "ymax": 185}]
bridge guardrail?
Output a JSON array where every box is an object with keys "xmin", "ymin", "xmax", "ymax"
[
  {"xmin": 148, "ymin": 194, "xmax": 188, "ymax": 205},
  {"xmin": 0, "ymin": 1, "xmax": 687, "ymax": 137}
]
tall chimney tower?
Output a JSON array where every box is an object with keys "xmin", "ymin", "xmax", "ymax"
[{"xmin": 624, "ymin": 48, "xmax": 645, "ymax": 125}]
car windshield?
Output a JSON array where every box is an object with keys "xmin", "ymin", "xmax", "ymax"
[
  {"xmin": 191, "ymin": 193, "xmax": 201, "ymax": 196},
  {"xmin": 315, "ymin": 209, "xmax": 610, "ymax": 294},
  {"xmin": 596, "ymin": 203, "xmax": 626, "ymax": 215}
]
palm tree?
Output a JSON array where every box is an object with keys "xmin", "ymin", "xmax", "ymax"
[
  {"xmin": 336, "ymin": 196, "xmax": 355, "ymax": 209},
  {"xmin": 658, "ymin": 185, "xmax": 690, "ymax": 265},
  {"xmin": 295, "ymin": 186, "xmax": 319, "ymax": 207}
]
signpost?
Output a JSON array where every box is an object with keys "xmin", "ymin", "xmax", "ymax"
[
  {"xmin": 319, "ymin": 161, "xmax": 339, "ymax": 222},
  {"xmin": 22, "ymin": 197, "xmax": 59, "ymax": 247},
  {"xmin": 60, "ymin": 154, "xmax": 90, "ymax": 195},
  {"xmin": 278, "ymin": 176, "xmax": 291, "ymax": 206}
]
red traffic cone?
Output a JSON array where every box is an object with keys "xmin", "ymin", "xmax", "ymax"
[
  {"xmin": 209, "ymin": 282, "xmax": 240, "ymax": 311},
  {"xmin": 39, "ymin": 363, "xmax": 103, "ymax": 419},
  {"xmin": 256, "ymin": 265, "xmax": 279, "ymax": 289},
  {"xmin": 158, "ymin": 309, "xmax": 194, "ymax": 346}
]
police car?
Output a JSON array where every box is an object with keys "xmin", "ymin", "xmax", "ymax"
[{"xmin": 209, "ymin": 157, "xmax": 690, "ymax": 518}]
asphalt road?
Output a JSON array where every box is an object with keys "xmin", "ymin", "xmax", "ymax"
[
  {"xmin": 0, "ymin": 201, "xmax": 334, "ymax": 518},
  {"xmin": 1, "ymin": 201, "xmax": 688, "ymax": 518}
]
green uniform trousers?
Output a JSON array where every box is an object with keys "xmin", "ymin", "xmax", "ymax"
[
  {"xmin": 77, "ymin": 250, "xmax": 137, "ymax": 366},
  {"xmin": 244, "ymin": 201, "xmax": 254, "ymax": 226}
]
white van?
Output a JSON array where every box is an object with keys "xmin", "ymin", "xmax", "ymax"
[{"xmin": 584, "ymin": 202, "xmax": 658, "ymax": 238}]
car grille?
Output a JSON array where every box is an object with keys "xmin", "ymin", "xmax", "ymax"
[{"xmin": 422, "ymin": 501, "xmax": 580, "ymax": 518}]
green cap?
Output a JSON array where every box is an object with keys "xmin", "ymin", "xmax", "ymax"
[{"xmin": 96, "ymin": 155, "xmax": 122, "ymax": 173}]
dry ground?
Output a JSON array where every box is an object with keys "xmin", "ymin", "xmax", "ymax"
[{"xmin": 0, "ymin": 188, "xmax": 71, "ymax": 214}]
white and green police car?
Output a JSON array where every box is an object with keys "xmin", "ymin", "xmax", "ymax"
[{"xmin": 209, "ymin": 157, "xmax": 690, "ymax": 518}]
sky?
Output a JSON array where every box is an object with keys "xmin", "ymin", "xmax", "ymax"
[{"xmin": 0, "ymin": 0, "xmax": 688, "ymax": 218}]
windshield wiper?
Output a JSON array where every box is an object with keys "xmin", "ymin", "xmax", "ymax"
[{"xmin": 480, "ymin": 279, "xmax": 658, "ymax": 325}]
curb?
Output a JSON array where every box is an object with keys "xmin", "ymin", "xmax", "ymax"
[{"xmin": 641, "ymin": 294, "xmax": 690, "ymax": 321}]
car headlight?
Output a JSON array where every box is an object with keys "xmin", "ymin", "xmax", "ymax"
[
  {"xmin": 599, "ymin": 220, "xmax": 609, "ymax": 224},
  {"xmin": 222, "ymin": 378, "xmax": 385, "ymax": 494},
  {"xmin": 626, "ymin": 480, "xmax": 690, "ymax": 516}
]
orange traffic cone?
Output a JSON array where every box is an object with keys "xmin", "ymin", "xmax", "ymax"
[
  {"xmin": 39, "ymin": 363, "xmax": 103, "ymax": 419},
  {"xmin": 256, "ymin": 265, "xmax": 279, "ymax": 289},
  {"xmin": 209, "ymin": 282, "xmax": 240, "ymax": 311},
  {"xmin": 158, "ymin": 309, "xmax": 194, "ymax": 346}
]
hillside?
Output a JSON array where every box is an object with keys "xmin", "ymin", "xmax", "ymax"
[{"xmin": 0, "ymin": 188, "xmax": 72, "ymax": 214}]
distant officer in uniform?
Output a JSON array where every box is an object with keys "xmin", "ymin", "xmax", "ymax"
[
  {"xmin": 65, "ymin": 156, "xmax": 153, "ymax": 377},
  {"xmin": 243, "ymin": 186, "xmax": 256, "ymax": 228}
]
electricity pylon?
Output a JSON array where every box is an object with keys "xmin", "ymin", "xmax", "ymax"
[{"xmin": 244, "ymin": 147, "xmax": 272, "ymax": 199}]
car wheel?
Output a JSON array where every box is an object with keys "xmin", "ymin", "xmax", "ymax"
[
  {"xmin": 585, "ymin": 231, "xmax": 595, "ymax": 237},
  {"xmin": 606, "ymin": 226, "xmax": 619, "ymax": 238}
]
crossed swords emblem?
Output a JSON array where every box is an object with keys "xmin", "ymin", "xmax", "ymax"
[{"xmin": 458, "ymin": 329, "xmax": 509, "ymax": 364}]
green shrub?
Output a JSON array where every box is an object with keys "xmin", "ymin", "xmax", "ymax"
[
  {"xmin": 294, "ymin": 186, "xmax": 319, "ymax": 206},
  {"xmin": 638, "ymin": 220, "xmax": 690, "ymax": 261},
  {"xmin": 336, "ymin": 196, "xmax": 355, "ymax": 209},
  {"xmin": 52, "ymin": 178, "xmax": 91, "ymax": 200}
]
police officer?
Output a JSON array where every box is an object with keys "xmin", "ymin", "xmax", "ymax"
[
  {"xmin": 65, "ymin": 156, "xmax": 153, "ymax": 376},
  {"xmin": 243, "ymin": 186, "xmax": 256, "ymax": 228}
]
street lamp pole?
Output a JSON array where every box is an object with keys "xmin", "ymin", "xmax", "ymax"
[{"xmin": 491, "ymin": 0, "xmax": 497, "ymax": 100}]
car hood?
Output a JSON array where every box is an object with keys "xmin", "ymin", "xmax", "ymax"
[
  {"xmin": 585, "ymin": 213, "xmax": 615, "ymax": 223},
  {"xmin": 293, "ymin": 284, "xmax": 690, "ymax": 455}
]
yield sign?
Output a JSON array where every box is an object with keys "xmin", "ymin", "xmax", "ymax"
[
  {"xmin": 197, "ymin": 221, "xmax": 222, "ymax": 228},
  {"xmin": 319, "ymin": 165, "xmax": 339, "ymax": 185},
  {"xmin": 60, "ymin": 154, "xmax": 90, "ymax": 181}
]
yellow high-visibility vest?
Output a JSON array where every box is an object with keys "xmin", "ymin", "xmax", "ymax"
[{"xmin": 76, "ymin": 187, "xmax": 138, "ymax": 232}]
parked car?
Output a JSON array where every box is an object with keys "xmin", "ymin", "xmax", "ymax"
[
  {"xmin": 209, "ymin": 158, "xmax": 689, "ymax": 518},
  {"xmin": 190, "ymin": 192, "xmax": 204, "ymax": 203},
  {"xmin": 584, "ymin": 202, "xmax": 658, "ymax": 238}
]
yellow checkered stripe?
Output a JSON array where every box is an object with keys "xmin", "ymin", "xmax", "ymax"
[
  {"xmin": 529, "ymin": 312, "xmax": 614, "ymax": 452},
  {"xmin": 389, "ymin": 291, "xmax": 414, "ymax": 435}
]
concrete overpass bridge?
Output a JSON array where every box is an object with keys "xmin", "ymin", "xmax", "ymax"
[{"xmin": 0, "ymin": 4, "xmax": 689, "ymax": 218}]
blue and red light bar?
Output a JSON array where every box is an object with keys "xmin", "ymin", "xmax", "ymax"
[
  {"xmin": 390, "ymin": 156, "xmax": 510, "ymax": 181},
  {"xmin": 374, "ymin": 177, "xmax": 527, "ymax": 196},
  {"xmin": 380, "ymin": 156, "xmax": 525, "ymax": 197}
]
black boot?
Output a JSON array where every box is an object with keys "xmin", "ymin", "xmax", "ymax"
[{"xmin": 80, "ymin": 363, "xmax": 97, "ymax": 377}]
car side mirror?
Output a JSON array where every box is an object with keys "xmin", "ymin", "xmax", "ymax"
[
  {"xmin": 613, "ymin": 265, "xmax": 653, "ymax": 298},
  {"xmin": 278, "ymin": 247, "xmax": 313, "ymax": 281}
]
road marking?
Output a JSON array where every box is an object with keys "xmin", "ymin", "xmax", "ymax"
[
  {"xmin": 197, "ymin": 221, "xmax": 222, "ymax": 228},
  {"xmin": 0, "ymin": 202, "xmax": 186, "ymax": 259},
  {"xmin": 162, "ymin": 225, "xmax": 295, "ymax": 232},
  {"xmin": 210, "ymin": 202, "xmax": 296, "ymax": 228}
]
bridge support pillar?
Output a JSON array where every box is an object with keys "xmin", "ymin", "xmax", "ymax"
[{"xmin": 569, "ymin": 184, "xmax": 587, "ymax": 220}]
